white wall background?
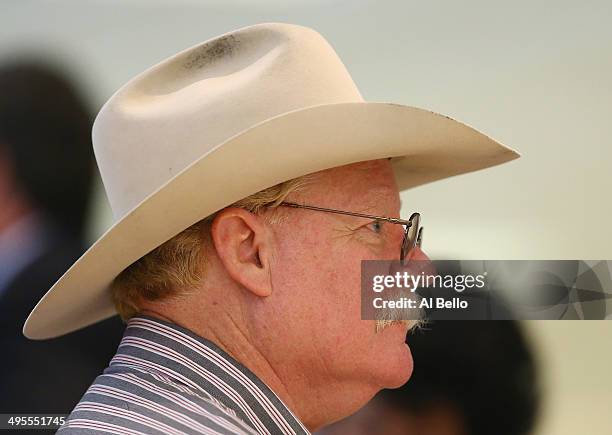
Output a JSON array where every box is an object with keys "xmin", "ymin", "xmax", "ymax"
[{"xmin": 2, "ymin": 1, "xmax": 611, "ymax": 433}]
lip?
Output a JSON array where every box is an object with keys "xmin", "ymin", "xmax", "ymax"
[
  {"xmin": 378, "ymin": 320, "xmax": 414, "ymax": 381},
  {"xmin": 382, "ymin": 321, "xmax": 414, "ymax": 382}
]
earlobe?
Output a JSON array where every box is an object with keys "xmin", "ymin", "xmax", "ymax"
[{"xmin": 211, "ymin": 208, "xmax": 273, "ymax": 298}]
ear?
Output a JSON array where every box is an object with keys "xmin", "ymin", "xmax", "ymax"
[{"xmin": 210, "ymin": 207, "xmax": 273, "ymax": 297}]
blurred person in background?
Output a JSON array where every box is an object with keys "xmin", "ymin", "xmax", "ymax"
[
  {"xmin": 0, "ymin": 61, "xmax": 124, "ymax": 413},
  {"xmin": 319, "ymin": 320, "xmax": 540, "ymax": 435}
]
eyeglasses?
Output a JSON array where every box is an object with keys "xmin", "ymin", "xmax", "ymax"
[{"xmin": 278, "ymin": 202, "xmax": 423, "ymax": 265}]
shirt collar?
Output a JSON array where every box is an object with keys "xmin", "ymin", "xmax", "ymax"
[{"xmin": 114, "ymin": 314, "xmax": 311, "ymax": 435}]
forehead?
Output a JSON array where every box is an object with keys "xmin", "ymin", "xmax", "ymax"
[{"xmin": 310, "ymin": 159, "xmax": 400, "ymax": 211}]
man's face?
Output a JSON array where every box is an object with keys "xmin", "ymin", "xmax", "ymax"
[{"xmin": 254, "ymin": 159, "xmax": 418, "ymax": 394}]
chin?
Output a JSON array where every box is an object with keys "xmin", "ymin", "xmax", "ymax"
[{"xmin": 385, "ymin": 342, "xmax": 414, "ymax": 388}]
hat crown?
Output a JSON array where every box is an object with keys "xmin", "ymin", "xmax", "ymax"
[{"xmin": 93, "ymin": 22, "xmax": 363, "ymax": 220}]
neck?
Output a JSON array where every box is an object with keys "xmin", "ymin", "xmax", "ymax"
[
  {"xmin": 139, "ymin": 306, "xmax": 298, "ymax": 413},
  {"xmin": 139, "ymin": 306, "xmax": 375, "ymax": 432}
]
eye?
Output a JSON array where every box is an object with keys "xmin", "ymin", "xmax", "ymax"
[{"xmin": 369, "ymin": 219, "xmax": 384, "ymax": 234}]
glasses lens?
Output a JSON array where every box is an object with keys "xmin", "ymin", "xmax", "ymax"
[
  {"xmin": 416, "ymin": 226, "xmax": 424, "ymax": 248},
  {"xmin": 400, "ymin": 213, "xmax": 420, "ymax": 264}
]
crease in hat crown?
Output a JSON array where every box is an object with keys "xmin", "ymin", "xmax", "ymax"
[{"xmin": 94, "ymin": 22, "xmax": 364, "ymax": 222}]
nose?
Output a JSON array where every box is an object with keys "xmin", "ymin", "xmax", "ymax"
[
  {"xmin": 406, "ymin": 246, "xmax": 431, "ymax": 262},
  {"xmin": 397, "ymin": 246, "xmax": 437, "ymax": 280}
]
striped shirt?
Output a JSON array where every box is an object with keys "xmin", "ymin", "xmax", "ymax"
[{"xmin": 59, "ymin": 315, "xmax": 311, "ymax": 435}]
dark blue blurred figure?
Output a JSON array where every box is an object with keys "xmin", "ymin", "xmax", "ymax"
[{"xmin": 0, "ymin": 62, "xmax": 124, "ymax": 414}]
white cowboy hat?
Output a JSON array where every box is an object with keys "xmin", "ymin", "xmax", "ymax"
[{"xmin": 23, "ymin": 22, "xmax": 519, "ymax": 339}]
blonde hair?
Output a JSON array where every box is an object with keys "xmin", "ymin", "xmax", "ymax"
[{"xmin": 111, "ymin": 175, "xmax": 314, "ymax": 321}]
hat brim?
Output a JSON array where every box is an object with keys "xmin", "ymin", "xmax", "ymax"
[{"xmin": 23, "ymin": 102, "xmax": 519, "ymax": 339}]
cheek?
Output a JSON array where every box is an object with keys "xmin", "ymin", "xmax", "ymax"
[
  {"xmin": 272, "ymin": 225, "xmax": 328, "ymax": 290},
  {"xmin": 268, "ymin": 225, "xmax": 410, "ymax": 385},
  {"xmin": 271, "ymin": 226, "xmax": 366, "ymax": 328}
]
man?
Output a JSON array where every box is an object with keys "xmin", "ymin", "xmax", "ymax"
[{"xmin": 24, "ymin": 23, "xmax": 519, "ymax": 433}]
